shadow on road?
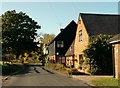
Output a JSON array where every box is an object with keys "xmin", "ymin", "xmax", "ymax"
[
  {"xmin": 33, "ymin": 67, "xmax": 40, "ymax": 73},
  {"xmin": 11, "ymin": 64, "xmax": 55, "ymax": 77},
  {"xmin": 41, "ymin": 67, "xmax": 54, "ymax": 74},
  {"xmin": 14, "ymin": 65, "xmax": 32, "ymax": 76}
]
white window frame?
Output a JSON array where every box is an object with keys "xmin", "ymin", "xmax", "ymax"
[{"xmin": 79, "ymin": 30, "xmax": 82, "ymax": 42}]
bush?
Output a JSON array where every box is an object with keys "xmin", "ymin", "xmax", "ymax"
[
  {"xmin": 45, "ymin": 63, "xmax": 69, "ymax": 74},
  {"xmin": 83, "ymin": 34, "xmax": 113, "ymax": 75}
]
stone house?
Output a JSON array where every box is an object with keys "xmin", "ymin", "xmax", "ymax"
[
  {"xmin": 48, "ymin": 13, "xmax": 119, "ymax": 71},
  {"xmin": 109, "ymin": 34, "xmax": 120, "ymax": 79},
  {"xmin": 66, "ymin": 13, "xmax": 119, "ymax": 69}
]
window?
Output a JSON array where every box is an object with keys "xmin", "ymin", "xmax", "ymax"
[
  {"xmin": 57, "ymin": 41, "xmax": 64, "ymax": 48},
  {"xmin": 61, "ymin": 57, "xmax": 65, "ymax": 63},
  {"xmin": 79, "ymin": 30, "xmax": 82, "ymax": 42},
  {"xmin": 70, "ymin": 46, "xmax": 72, "ymax": 51},
  {"xmin": 58, "ymin": 56, "xmax": 65, "ymax": 63},
  {"xmin": 79, "ymin": 54, "xmax": 83, "ymax": 69}
]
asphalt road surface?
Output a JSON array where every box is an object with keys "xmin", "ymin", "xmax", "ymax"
[{"xmin": 2, "ymin": 65, "xmax": 91, "ymax": 87}]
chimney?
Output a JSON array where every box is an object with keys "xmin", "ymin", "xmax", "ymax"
[{"xmin": 60, "ymin": 28, "xmax": 64, "ymax": 32}]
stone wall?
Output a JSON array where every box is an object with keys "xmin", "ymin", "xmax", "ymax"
[
  {"xmin": 73, "ymin": 16, "xmax": 89, "ymax": 68},
  {"xmin": 113, "ymin": 43, "xmax": 120, "ymax": 79}
]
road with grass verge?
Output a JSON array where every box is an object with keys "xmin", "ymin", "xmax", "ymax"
[
  {"xmin": 2, "ymin": 65, "xmax": 91, "ymax": 87},
  {"xmin": 2, "ymin": 64, "xmax": 24, "ymax": 76}
]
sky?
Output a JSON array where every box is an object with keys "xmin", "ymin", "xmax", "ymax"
[{"xmin": 1, "ymin": 1, "xmax": 119, "ymax": 35}]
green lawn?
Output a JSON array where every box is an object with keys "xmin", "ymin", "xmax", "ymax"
[
  {"xmin": 92, "ymin": 78, "xmax": 120, "ymax": 87},
  {"xmin": 1, "ymin": 63, "xmax": 24, "ymax": 76}
]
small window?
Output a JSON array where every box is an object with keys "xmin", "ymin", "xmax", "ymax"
[
  {"xmin": 57, "ymin": 41, "xmax": 64, "ymax": 48},
  {"xmin": 79, "ymin": 30, "xmax": 82, "ymax": 42},
  {"xmin": 70, "ymin": 46, "xmax": 72, "ymax": 51}
]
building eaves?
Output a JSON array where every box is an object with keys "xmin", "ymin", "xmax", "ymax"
[{"xmin": 109, "ymin": 34, "xmax": 120, "ymax": 44}]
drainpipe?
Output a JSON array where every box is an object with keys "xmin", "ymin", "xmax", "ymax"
[{"xmin": 112, "ymin": 44, "xmax": 115, "ymax": 78}]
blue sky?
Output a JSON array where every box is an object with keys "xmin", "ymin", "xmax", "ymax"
[{"xmin": 1, "ymin": 2, "xmax": 118, "ymax": 35}]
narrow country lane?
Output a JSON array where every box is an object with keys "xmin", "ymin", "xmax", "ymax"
[{"xmin": 2, "ymin": 65, "xmax": 91, "ymax": 87}]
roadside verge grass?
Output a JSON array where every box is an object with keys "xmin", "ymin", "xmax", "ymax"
[
  {"xmin": 1, "ymin": 63, "xmax": 24, "ymax": 76},
  {"xmin": 45, "ymin": 63, "xmax": 70, "ymax": 75},
  {"xmin": 45, "ymin": 63, "xmax": 90, "ymax": 75},
  {"xmin": 92, "ymin": 78, "xmax": 119, "ymax": 87}
]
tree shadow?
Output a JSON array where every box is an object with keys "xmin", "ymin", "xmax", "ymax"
[
  {"xmin": 33, "ymin": 67, "xmax": 40, "ymax": 73},
  {"xmin": 12, "ymin": 65, "xmax": 32, "ymax": 76},
  {"xmin": 11, "ymin": 64, "xmax": 55, "ymax": 77},
  {"xmin": 41, "ymin": 67, "xmax": 55, "ymax": 74}
]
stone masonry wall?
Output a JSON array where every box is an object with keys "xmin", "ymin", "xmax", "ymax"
[
  {"xmin": 74, "ymin": 16, "xmax": 89, "ymax": 69},
  {"xmin": 114, "ymin": 43, "xmax": 120, "ymax": 79}
]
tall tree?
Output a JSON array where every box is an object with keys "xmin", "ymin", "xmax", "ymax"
[
  {"xmin": 2, "ymin": 10, "xmax": 41, "ymax": 58},
  {"xmin": 40, "ymin": 33, "xmax": 55, "ymax": 45},
  {"xmin": 83, "ymin": 34, "xmax": 113, "ymax": 75}
]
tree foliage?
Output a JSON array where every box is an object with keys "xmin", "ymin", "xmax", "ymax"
[
  {"xmin": 2, "ymin": 10, "xmax": 41, "ymax": 57},
  {"xmin": 40, "ymin": 33, "xmax": 55, "ymax": 45},
  {"xmin": 83, "ymin": 34, "xmax": 113, "ymax": 75}
]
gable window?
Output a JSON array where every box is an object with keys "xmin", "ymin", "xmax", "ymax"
[
  {"xmin": 57, "ymin": 41, "xmax": 64, "ymax": 48},
  {"xmin": 79, "ymin": 30, "xmax": 82, "ymax": 42},
  {"xmin": 70, "ymin": 46, "xmax": 72, "ymax": 51}
]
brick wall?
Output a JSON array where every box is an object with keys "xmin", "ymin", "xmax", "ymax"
[
  {"xmin": 113, "ymin": 43, "xmax": 120, "ymax": 79},
  {"xmin": 73, "ymin": 16, "xmax": 89, "ymax": 68}
]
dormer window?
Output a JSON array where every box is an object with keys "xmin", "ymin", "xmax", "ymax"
[
  {"xmin": 57, "ymin": 41, "xmax": 64, "ymax": 48},
  {"xmin": 79, "ymin": 30, "xmax": 82, "ymax": 42}
]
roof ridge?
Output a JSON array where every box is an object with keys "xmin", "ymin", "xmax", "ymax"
[
  {"xmin": 48, "ymin": 20, "xmax": 77, "ymax": 46},
  {"xmin": 80, "ymin": 13, "xmax": 120, "ymax": 16}
]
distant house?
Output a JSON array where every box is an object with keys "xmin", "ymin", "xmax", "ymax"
[
  {"xmin": 48, "ymin": 21, "xmax": 77, "ymax": 64},
  {"xmin": 109, "ymin": 34, "xmax": 120, "ymax": 79},
  {"xmin": 48, "ymin": 13, "xmax": 119, "ymax": 71},
  {"xmin": 66, "ymin": 13, "xmax": 119, "ymax": 69}
]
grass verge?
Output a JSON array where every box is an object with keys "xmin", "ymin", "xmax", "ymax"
[
  {"xmin": 45, "ymin": 63, "xmax": 70, "ymax": 75},
  {"xmin": 1, "ymin": 63, "xmax": 24, "ymax": 76},
  {"xmin": 45, "ymin": 63, "xmax": 89, "ymax": 75},
  {"xmin": 92, "ymin": 78, "xmax": 119, "ymax": 87}
]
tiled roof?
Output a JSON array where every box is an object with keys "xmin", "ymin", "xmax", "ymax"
[
  {"xmin": 48, "ymin": 20, "xmax": 77, "ymax": 55},
  {"xmin": 48, "ymin": 20, "xmax": 77, "ymax": 46},
  {"xmin": 80, "ymin": 13, "xmax": 119, "ymax": 36}
]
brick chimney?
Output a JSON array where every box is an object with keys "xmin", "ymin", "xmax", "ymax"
[{"xmin": 60, "ymin": 28, "xmax": 64, "ymax": 32}]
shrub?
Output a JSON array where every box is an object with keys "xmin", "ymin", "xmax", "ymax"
[
  {"xmin": 45, "ymin": 63, "xmax": 69, "ymax": 74},
  {"xmin": 83, "ymin": 34, "xmax": 113, "ymax": 75}
]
